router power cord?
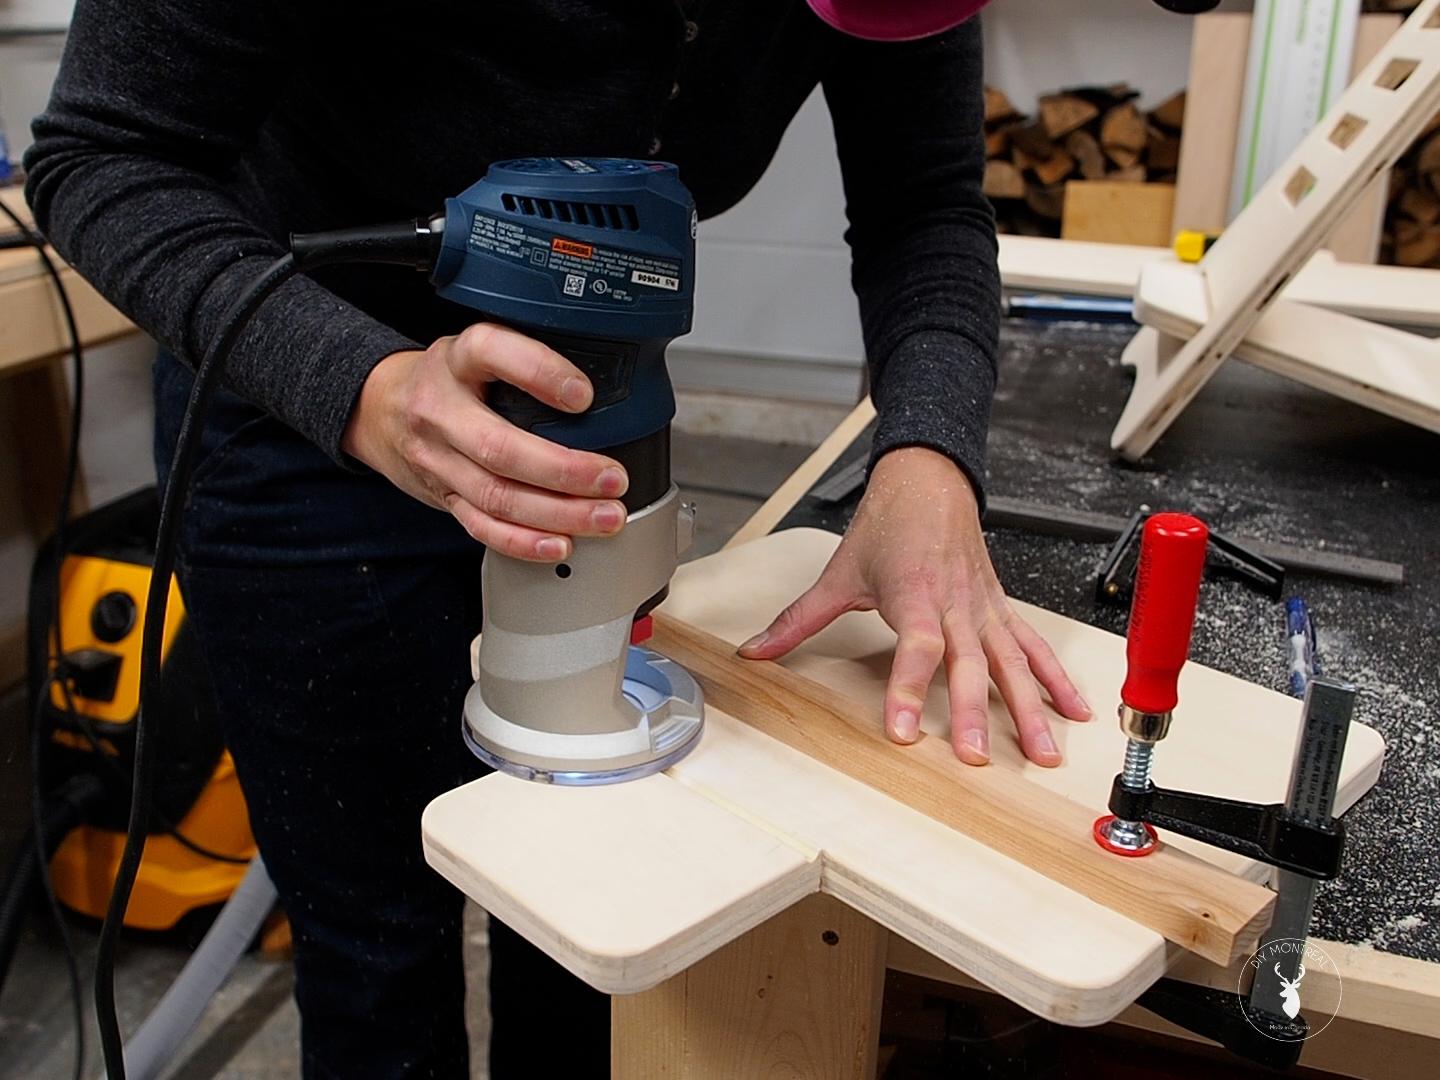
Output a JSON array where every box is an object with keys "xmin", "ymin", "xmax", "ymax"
[{"xmin": 96, "ymin": 219, "xmax": 436, "ymax": 1080}]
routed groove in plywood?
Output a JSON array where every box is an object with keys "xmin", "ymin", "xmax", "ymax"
[{"xmin": 650, "ymin": 613, "xmax": 1276, "ymax": 968}]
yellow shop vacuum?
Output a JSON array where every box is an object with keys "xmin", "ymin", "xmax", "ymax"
[{"xmin": 23, "ymin": 487, "xmax": 255, "ymax": 931}]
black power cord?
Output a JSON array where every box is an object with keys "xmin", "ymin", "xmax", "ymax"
[
  {"xmin": 1, "ymin": 195, "xmax": 89, "ymax": 1080},
  {"xmin": 95, "ymin": 219, "xmax": 434, "ymax": 1080}
]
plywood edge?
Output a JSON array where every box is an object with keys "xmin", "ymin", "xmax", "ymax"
[
  {"xmin": 831, "ymin": 861, "xmax": 1167, "ymax": 1027},
  {"xmin": 421, "ymin": 775, "xmax": 822, "ymax": 995}
]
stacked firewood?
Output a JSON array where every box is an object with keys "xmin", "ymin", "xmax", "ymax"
[
  {"xmin": 1383, "ymin": 114, "xmax": 1440, "ymax": 266},
  {"xmin": 982, "ymin": 84, "xmax": 1185, "ymax": 237}
]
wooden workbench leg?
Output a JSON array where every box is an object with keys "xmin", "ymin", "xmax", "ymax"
[{"xmin": 612, "ymin": 894, "xmax": 887, "ymax": 1079}]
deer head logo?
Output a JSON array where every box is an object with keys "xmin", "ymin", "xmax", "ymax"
[{"xmin": 1276, "ymin": 962, "xmax": 1306, "ymax": 1019}]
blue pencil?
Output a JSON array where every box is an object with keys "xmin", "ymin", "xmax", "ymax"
[{"xmin": 1285, "ymin": 597, "xmax": 1319, "ymax": 697}]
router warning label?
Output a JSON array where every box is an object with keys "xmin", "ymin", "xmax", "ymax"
[{"xmin": 468, "ymin": 211, "xmax": 684, "ymax": 305}]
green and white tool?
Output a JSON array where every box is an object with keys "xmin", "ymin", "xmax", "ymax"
[{"xmin": 1228, "ymin": 0, "xmax": 1362, "ymax": 221}]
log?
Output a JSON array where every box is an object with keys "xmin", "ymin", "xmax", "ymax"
[
  {"xmin": 1065, "ymin": 129, "xmax": 1109, "ymax": 180},
  {"xmin": 1395, "ymin": 225, "xmax": 1440, "ymax": 266},
  {"xmin": 1109, "ymin": 164, "xmax": 1148, "ymax": 183},
  {"xmin": 1039, "ymin": 93, "xmax": 1099, "ymax": 139},
  {"xmin": 985, "ymin": 127, "xmax": 1011, "ymax": 159},
  {"xmin": 1008, "ymin": 121, "xmax": 1057, "ymax": 162},
  {"xmin": 1032, "ymin": 147, "xmax": 1077, "ymax": 187},
  {"xmin": 650, "ymin": 613, "xmax": 1276, "ymax": 968},
  {"xmin": 984, "ymin": 85, "xmax": 1021, "ymax": 125},
  {"xmin": 1147, "ymin": 124, "xmax": 1181, "ymax": 172},
  {"xmin": 1024, "ymin": 182, "xmax": 1066, "ymax": 221},
  {"xmin": 1400, "ymin": 184, "xmax": 1440, "ymax": 225},
  {"xmin": 1101, "ymin": 102, "xmax": 1147, "ymax": 168},
  {"xmin": 1149, "ymin": 90, "xmax": 1186, "ymax": 132},
  {"xmin": 982, "ymin": 159, "xmax": 1026, "ymax": 200}
]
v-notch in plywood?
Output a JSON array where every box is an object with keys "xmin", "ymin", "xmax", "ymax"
[{"xmin": 1114, "ymin": 0, "xmax": 1440, "ymax": 460}]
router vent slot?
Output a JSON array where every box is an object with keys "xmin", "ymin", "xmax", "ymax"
[{"xmin": 501, "ymin": 193, "xmax": 640, "ymax": 230}]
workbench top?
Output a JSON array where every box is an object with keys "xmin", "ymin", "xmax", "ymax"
[{"xmin": 780, "ymin": 318, "xmax": 1440, "ymax": 966}]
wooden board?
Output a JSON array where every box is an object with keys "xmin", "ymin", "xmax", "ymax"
[
  {"xmin": 1325, "ymin": 14, "xmax": 1406, "ymax": 263},
  {"xmin": 998, "ymin": 236, "xmax": 1440, "ymax": 329},
  {"xmin": 1061, "ymin": 181, "xmax": 1176, "ymax": 247},
  {"xmin": 1131, "ymin": 262, "xmax": 1440, "ymax": 436},
  {"xmin": 1172, "ymin": 13, "xmax": 1252, "ymax": 236},
  {"xmin": 612, "ymin": 893, "xmax": 886, "ymax": 1079},
  {"xmin": 1112, "ymin": 0, "xmax": 1440, "ymax": 460},
  {"xmin": 651, "ymin": 613, "xmax": 1274, "ymax": 968},
  {"xmin": 423, "ymin": 528, "xmax": 1385, "ymax": 1024},
  {"xmin": 0, "ymin": 251, "xmax": 137, "ymax": 375}
]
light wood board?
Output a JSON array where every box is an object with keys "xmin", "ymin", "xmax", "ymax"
[
  {"xmin": 423, "ymin": 528, "xmax": 1384, "ymax": 1025},
  {"xmin": 1062, "ymin": 181, "xmax": 1176, "ymax": 248},
  {"xmin": 997, "ymin": 237, "xmax": 1440, "ymax": 328},
  {"xmin": 1172, "ymin": 13, "xmax": 1252, "ymax": 237},
  {"xmin": 1113, "ymin": 0, "xmax": 1440, "ymax": 459},
  {"xmin": 1131, "ymin": 262, "xmax": 1440, "ymax": 436},
  {"xmin": 612, "ymin": 893, "xmax": 886, "ymax": 1079},
  {"xmin": 1325, "ymin": 14, "xmax": 1406, "ymax": 263}
]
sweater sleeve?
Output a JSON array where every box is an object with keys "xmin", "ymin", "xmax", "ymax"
[
  {"xmin": 23, "ymin": 0, "xmax": 418, "ymax": 464},
  {"xmin": 820, "ymin": 17, "xmax": 1000, "ymax": 504}
]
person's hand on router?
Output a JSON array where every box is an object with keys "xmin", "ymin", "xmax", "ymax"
[
  {"xmin": 342, "ymin": 324, "xmax": 631, "ymax": 562},
  {"xmin": 739, "ymin": 447, "xmax": 1094, "ymax": 767}
]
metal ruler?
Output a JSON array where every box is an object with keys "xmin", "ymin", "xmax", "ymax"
[{"xmin": 1228, "ymin": 0, "xmax": 1362, "ymax": 221}]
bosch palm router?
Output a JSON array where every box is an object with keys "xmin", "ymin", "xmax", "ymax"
[{"xmin": 428, "ymin": 157, "xmax": 706, "ymax": 784}]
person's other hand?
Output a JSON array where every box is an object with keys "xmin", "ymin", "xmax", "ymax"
[
  {"xmin": 341, "ymin": 324, "xmax": 628, "ymax": 561},
  {"xmin": 739, "ymin": 447, "xmax": 1092, "ymax": 765}
]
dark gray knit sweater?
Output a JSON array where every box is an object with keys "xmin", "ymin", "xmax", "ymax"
[{"xmin": 25, "ymin": 0, "xmax": 1000, "ymax": 498}]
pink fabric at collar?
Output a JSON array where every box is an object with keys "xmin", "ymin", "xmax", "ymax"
[{"xmin": 806, "ymin": 0, "xmax": 992, "ymax": 42}]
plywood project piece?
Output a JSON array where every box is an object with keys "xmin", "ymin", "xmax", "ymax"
[
  {"xmin": 1130, "ymin": 262, "xmax": 1440, "ymax": 435},
  {"xmin": 650, "ymin": 613, "xmax": 1273, "ymax": 968},
  {"xmin": 1171, "ymin": 12, "xmax": 1401, "ymax": 264},
  {"xmin": 998, "ymin": 236, "xmax": 1440, "ymax": 328},
  {"xmin": 1171, "ymin": 12, "xmax": 1252, "ymax": 236},
  {"xmin": 1325, "ymin": 13, "xmax": 1406, "ymax": 263},
  {"xmin": 422, "ymin": 529, "xmax": 1385, "ymax": 1025},
  {"xmin": 1112, "ymin": 0, "xmax": 1440, "ymax": 460},
  {"xmin": 1061, "ymin": 181, "xmax": 1176, "ymax": 247}
]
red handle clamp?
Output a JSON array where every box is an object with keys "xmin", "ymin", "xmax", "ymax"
[{"xmin": 1120, "ymin": 512, "xmax": 1209, "ymax": 715}]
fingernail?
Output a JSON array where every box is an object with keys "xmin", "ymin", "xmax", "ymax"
[
  {"xmin": 962, "ymin": 729, "xmax": 989, "ymax": 760},
  {"xmin": 738, "ymin": 631, "xmax": 769, "ymax": 655},
  {"xmin": 536, "ymin": 537, "xmax": 567, "ymax": 560},
  {"xmin": 592, "ymin": 502, "xmax": 625, "ymax": 532},
  {"xmin": 1077, "ymin": 695, "xmax": 1094, "ymax": 720},
  {"xmin": 894, "ymin": 709, "xmax": 919, "ymax": 743},
  {"xmin": 1034, "ymin": 729, "xmax": 1059, "ymax": 759},
  {"xmin": 597, "ymin": 467, "xmax": 627, "ymax": 497},
  {"xmin": 561, "ymin": 377, "xmax": 590, "ymax": 410}
]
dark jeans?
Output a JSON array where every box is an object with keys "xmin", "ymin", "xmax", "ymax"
[{"xmin": 154, "ymin": 352, "xmax": 609, "ymax": 1078}]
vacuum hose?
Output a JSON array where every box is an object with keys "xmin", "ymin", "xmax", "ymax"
[{"xmin": 110, "ymin": 857, "xmax": 277, "ymax": 1080}]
